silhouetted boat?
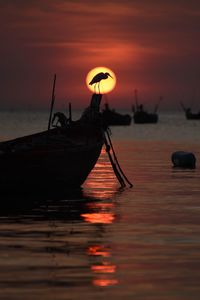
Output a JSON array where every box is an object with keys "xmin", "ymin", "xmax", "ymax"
[
  {"xmin": 0, "ymin": 92, "xmax": 104, "ymax": 192},
  {"xmin": 102, "ymin": 102, "xmax": 131, "ymax": 126},
  {"xmin": 185, "ymin": 110, "xmax": 200, "ymax": 120},
  {"xmin": 132, "ymin": 90, "xmax": 161, "ymax": 124},
  {"xmin": 180, "ymin": 102, "xmax": 200, "ymax": 120},
  {"xmin": 133, "ymin": 107, "xmax": 158, "ymax": 124}
]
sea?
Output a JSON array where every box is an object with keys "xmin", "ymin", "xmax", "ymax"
[{"xmin": 0, "ymin": 109, "xmax": 200, "ymax": 300}]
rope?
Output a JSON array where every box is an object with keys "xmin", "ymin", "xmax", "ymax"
[
  {"xmin": 105, "ymin": 129, "xmax": 133, "ymax": 188},
  {"xmin": 104, "ymin": 135, "xmax": 126, "ymax": 188},
  {"xmin": 104, "ymin": 129, "xmax": 133, "ymax": 188}
]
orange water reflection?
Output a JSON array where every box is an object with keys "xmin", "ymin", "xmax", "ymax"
[
  {"xmin": 91, "ymin": 263, "xmax": 116, "ymax": 273},
  {"xmin": 83, "ymin": 199, "xmax": 118, "ymax": 287},
  {"xmin": 83, "ymin": 148, "xmax": 118, "ymax": 200},
  {"xmin": 81, "ymin": 212, "xmax": 115, "ymax": 224},
  {"xmin": 87, "ymin": 245, "xmax": 110, "ymax": 257},
  {"xmin": 81, "ymin": 201, "xmax": 116, "ymax": 224},
  {"xmin": 89, "ymin": 245, "xmax": 119, "ymax": 287},
  {"xmin": 93, "ymin": 279, "xmax": 118, "ymax": 287},
  {"xmin": 88, "ymin": 245, "xmax": 119, "ymax": 287}
]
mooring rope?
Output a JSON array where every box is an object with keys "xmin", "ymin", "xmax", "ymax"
[
  {"xmin": 104, "ymin": 129, "xmax": 133, "ymax": 188},
  {"xmin": 104, "ymin": 134, "xmax": 126, "ymax": 188}
]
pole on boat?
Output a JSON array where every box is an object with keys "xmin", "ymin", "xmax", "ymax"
[{"xmin": 48, "ymin": 74, "xmax": 57, "ymax": 131}]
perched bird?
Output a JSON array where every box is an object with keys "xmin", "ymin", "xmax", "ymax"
[{"xmin": 89, "ymin": 72, "xmax": 113, "ymax": 94}]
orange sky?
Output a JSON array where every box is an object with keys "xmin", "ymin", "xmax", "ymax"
[{"xmin": 0, "ymin": 0, "xmax": 200, "ymax": 110}]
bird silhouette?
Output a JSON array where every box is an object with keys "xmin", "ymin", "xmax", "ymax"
[{"xmin": 89, "ymin": 72, "xmax": 113, "ymax": 94}]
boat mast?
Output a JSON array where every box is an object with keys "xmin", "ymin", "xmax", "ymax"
[
  {"xmin": 134, "ymin": 89, "xmax": 139, "ymax": 109},
  {"xmin": 48, "ymin": 74, "xmax": 57, "ymax": 131},
  {"xmin": 68, "ymin": 102, "xmax": 72, "ymax": 122},
  {"xmin": 180, "ymin": 101, "xmax": 187, "ymax": 112},
  {"xmin": 154, "ymin": 96, "xmax": 163, "ymax": 113}
]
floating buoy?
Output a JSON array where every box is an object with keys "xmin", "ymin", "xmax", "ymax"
[{"xmin": 171, "ymin": 151, "xmax": 196, "ymax": 168}]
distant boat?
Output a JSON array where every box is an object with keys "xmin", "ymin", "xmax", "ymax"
[
  {"xmin": 133, "ymin": 106, "xmax": 159, "ymax": 124},
  {"xmin": 102, "ymin": 102, "xmax": 131, "ymax": 126},
  {"xmin": 180, "ymin": 102, "xmax": 200, "ymax": 120},
  {"xmin": 0, "ymin": 90, "xmax": 104, "ymax": 192},
  {"xmin": 132, "ymin": 90, "xmax": 161, "ymax": 124}
]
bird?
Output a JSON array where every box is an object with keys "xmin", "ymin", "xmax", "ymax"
[{"xmin": 89, "ymin": 72, "xmax": 113, "ymax": 94}]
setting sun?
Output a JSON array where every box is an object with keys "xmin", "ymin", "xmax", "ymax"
[{"xmin": 86, "ymin": 67, "xmax": 116, "ymax": 94}]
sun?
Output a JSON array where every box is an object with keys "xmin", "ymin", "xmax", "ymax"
[{"xmin": 86, "ymin": 66, "xmax": 116, "ymax": 94}]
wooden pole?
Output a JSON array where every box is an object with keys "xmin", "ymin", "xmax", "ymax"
[{"xmin": 48, "ymin": 74, "xmax": 57, "ymax": 131}]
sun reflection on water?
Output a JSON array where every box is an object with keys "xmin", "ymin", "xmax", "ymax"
[
  {"xmin": 88, "ymin": 242, "xmax": 118, "ymax": 287},
  {"xmin": 87, "ymin": 245, "xmax": 110, "ymax": 257},
  {"xmin": 82, "ymin": 201, "xmax": 116, "ymax": 224},
  {"xmin": 82, "ymin": 200, "xmax": 118, "ymax": 287},
  {"xmin": 93, "ymin": 279, "xmax": 118, "ymax": 287},
  {"xmin": 82, "ymin": 148, "xmax": 120, "ymax": 287},
  {"xmin": 81, "ymin": 212, "xmax": 115, "ymax": 224},
  {"xmin": 89, "ymin": 244, "xmax": 118, "ymax": 287},
  {"xmin": 91, "ymin": 263, "xmax": 116, "ymax": 273},
  {"xmin": 91, "ymin": 260, "xmax": 118, "ymax": 287},
  {"xmin": 83, "ymin": 148, "xmax": 119, "ymax": 200}
]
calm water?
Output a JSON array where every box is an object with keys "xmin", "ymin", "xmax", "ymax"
[{"xmin": 0, "ymin": 110, "xmax": 200, "ymax": 300}]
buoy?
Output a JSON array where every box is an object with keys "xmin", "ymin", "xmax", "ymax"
[{"xmin": 171, "ymin": 151, "xmax": 196, "ymax": 168}]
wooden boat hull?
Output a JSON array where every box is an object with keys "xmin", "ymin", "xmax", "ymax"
[
  {"xmin": 0, "ymin": 94, "xmax": 104, "ymax": 193},
  {"xmin": 0, "ymin": 141, "xmax": 102, "ymax": 191}
]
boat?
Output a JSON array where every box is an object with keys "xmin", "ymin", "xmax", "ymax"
[
  {"xmin": 0, "ymin": 73, "xmax": 134, "ymax": 194},
  {"xmin": 0, "ymin": 83, "xmax": 104, "ymax": 192},
  {"xmin": 132, "ymin": 90, "xmax": 160, "ymax": 124},
  {"xmin": 180, "ymin": 102, "xmax": 200, "ymax": 120},
  {"xmin": 102, "ymin": 102, "xmax": 131, "ymax": 126},
  {"xmin": 133, "ymin": 106, "xmax": 158, "ymax": 124},
  {"xmin": 185, "ymin": 109, "xmax": 200, "ymax": 120}
]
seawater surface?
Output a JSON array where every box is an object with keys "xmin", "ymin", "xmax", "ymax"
[{"xmin": 0, "ymin": 110, "xmax": 200, "ymax": 300}]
